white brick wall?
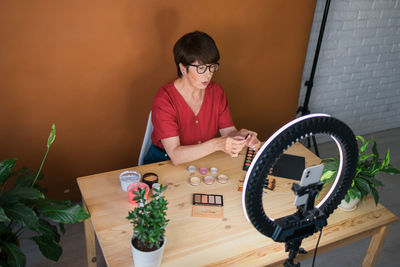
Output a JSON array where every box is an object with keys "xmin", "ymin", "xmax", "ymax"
[{"xmin": 298, "ymin": 0, "xmax": 400, "ymax": 136}]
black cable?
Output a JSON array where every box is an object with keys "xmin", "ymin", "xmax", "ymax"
[{"xmin": 311, "ymin": 229, "xmax": 323, "ymax": 267}]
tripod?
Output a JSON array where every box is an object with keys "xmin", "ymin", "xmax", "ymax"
[
  {"xmin": 284, "ymin": 181, "xmax": 326, "ymax": 267},
  {"xmin": 297, "ymin": 0, "xmax": 332, "ymax": 157}
]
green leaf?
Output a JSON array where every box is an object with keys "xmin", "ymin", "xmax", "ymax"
[
  {"xmin": 360, "ymin": 140, "xmax": 371, "ymax": 154},
  {"xmin": 0, "ymin": 207, "xmax": 11, "ymax": 222},
  {"xmin": 348, "ymin": 187, "xmax": 362, "ymax": 200},
  {"xmin": 356, "ymin": 135, "xmax": 365, "ymax": 144},
  {"xmin": 321, "ymin": 170, "xmax": 337, "ymax": 183},
  {"xmin": 372, "ymin": 140, "xmax": 379, "ymax": 162},
  {"xmin": 32, "ymin": 219, "xmax": 60, "ymax": 242},
  {"xmin": 356, "ymin": 178, "xmax": 371, "ymax": 195},
  {"xmin": 3, "ymin": 187, "xmax": 45, "ymax": 201},
  {"xmin": 344, "ymin": 193, "xmax": 351, "ymax": 203},
  {"xmin": 383, "ymin": 166, "xmax": 400, "ymax": 174},
  {"xmin": 382, "ymin": 149, "xmax": 390, "ymax": 168},
  {"xmin": 4, "ymin": 203, "xmax": 39, "ymax": 229},
  {"xmin": 35, "ymin": 200, "xmax": 90, "ymax": 224},
  {"xmin": 47, "ymin": 124, "xmax": 56, "ymax": 149},
  {"xmin": 30, "ymin": 235, "xmax": 62, "ymax": 261},
  {"xmin": 13, "ymin": 168, "xmax": 36, "ymax": 187},
  {"xmin": 1, "ymin": 242, "xmax": 26, "ymax": 267},
  {"xmin": 359, "ymin": 154, "xmax": 374, "ymax": 161},
  {"xmin": 0, "ymin": 222, "xmax": 13, "ymax": 236},
  {"xmin": 0, "ymin": 158, "xmax": 17, "ymax": 184},
  {"xmin": 371, "ymin": 187, "xmax": 380, "ymax": 206},
  {"xmin": 322, "ymin": 158, "xmax": 339, "ymax": 172}
]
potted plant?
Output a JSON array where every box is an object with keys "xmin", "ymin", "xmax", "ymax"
[
  {"xmin": 126, "ymin": 184, "xmax": 168, "ymax": 267},
  {"xmin": 321, "ymin": 135, "xmax": 400, "ymax": 211},
  {"xmin": 0, "ymin": 124, "xmax": 90, "ymax": 266}
]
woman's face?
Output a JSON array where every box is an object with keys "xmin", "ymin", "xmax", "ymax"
[{"xmin": 181, "ymin": 61, "xmax": 214, "ymax": 90}]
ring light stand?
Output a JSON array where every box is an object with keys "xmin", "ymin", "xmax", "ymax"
[{"xmin": 242, "ymin": 114, "xmax": 358, "ymax": 267}]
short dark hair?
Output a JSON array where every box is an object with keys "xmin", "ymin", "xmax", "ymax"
[{"xmin": 173, "ymin": 31, "xmax": 220, "ymax": 77}]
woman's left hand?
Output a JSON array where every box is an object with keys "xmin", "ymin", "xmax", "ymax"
[{"xmin": 238, "ymin": 129, "xmax": 261, "ymax": 151}]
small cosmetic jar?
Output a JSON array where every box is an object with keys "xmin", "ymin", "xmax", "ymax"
[
  {"xmin": 127, "ymin": 182, "xmax": 150, "ymax": 205},
  {"xmin": 189, "ymin": 176, "xmax": 201, "ymax": 186},
  {"xmin": 188, "ymin": 165, "xmax": 196, "ymax": 174},
  {"xmin": 210, "ymin": 167, "xmax": 218, "ymax": 175},
  {"xmin": 119, "ymin": 170, "xmax": 141, "ymax": 192},
  {"xmin": 152, "ymin": 183, "xmax": 162, "ymax": 195},
  {"xmin": 217, "ymin": 174, "xmax": 229, "ymax": 184},
  {"xmin": 203, "ymin": 175, "xmax": 215, "ymax": 185},
  {"xmin": 199, "ymin": 167, "xmax": 208, "ymax": 175},
  {"xmin": 142, "ymin": 172, "xmax": 159, "ymax": 189}
]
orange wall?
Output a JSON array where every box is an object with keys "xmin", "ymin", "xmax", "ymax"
[{"xmin": 0, "ymin": 0, "xmax": 316, "ymax": 200}]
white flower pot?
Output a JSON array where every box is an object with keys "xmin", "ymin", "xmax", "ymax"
[
  {"xmin": 130, "ymin": 236, "xmax": 166, "ymax": 267},
  {"xmin": 338, "ymin": 197, "xmax": 360, "ymax": 211}
]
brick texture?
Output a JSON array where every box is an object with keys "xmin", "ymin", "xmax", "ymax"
[{"xmin": 298, "ymin": 0, "xmax": 400, "ymax": 136}]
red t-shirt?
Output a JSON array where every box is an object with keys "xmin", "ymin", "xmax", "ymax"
[{"xmin": 151, "ymin": 81, "xmax": 234, "ymax": 149}]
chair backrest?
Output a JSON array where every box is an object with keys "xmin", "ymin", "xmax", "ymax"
[{"xmin": 138, "ymin": 111, "xmax": 154, "ymax": 166}]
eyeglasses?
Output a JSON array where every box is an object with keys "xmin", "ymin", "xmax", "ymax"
[{"xmin": 188, "ymin": 63, "xmax": 219, "ymax": 74}]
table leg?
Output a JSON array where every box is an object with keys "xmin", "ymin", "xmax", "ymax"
[
  {"xmin": 83, "ymin": 199, "xmax": 97, "ymax": 267},
  {"xmin": 362, "ymin": 224, "xmax": 391, "ymax": 267}
]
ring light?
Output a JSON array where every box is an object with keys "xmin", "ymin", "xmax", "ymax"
[{"xmin": 242, "ymin": 113, "xmax": 358, "ymax": 266}]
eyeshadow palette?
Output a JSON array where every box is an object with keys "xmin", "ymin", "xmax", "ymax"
[
  {"xmin": 192, "ymin": 193, "xmax": 224, "ymax": 219},
  {"xmin": 243, "ymin": 147, "xmax": 256, "ymax": 171},
  {"xmin": 192, "ymin": 193, "xmax": 223, "ymax": 206}
]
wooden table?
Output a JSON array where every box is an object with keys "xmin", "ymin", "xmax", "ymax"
[{"xmin": 77, "ymin": 143, "xmax": 398, "ymax": 267}]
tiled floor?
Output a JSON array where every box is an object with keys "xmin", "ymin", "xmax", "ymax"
[{"xmin": 21, "ymin": 128, "xmax": 400, "ymax": 267}]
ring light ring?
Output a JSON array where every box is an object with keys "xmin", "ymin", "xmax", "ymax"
[{"xmin": 242, "ymin": 114, "xmax": 358, "ymax": 238}]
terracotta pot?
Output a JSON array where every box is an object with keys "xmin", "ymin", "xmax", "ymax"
[{"xmin": 130, "ymin": 236, "xmax": 165, "ymax": 267}]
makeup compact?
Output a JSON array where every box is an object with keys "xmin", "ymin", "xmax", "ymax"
[
  {"xmin": 188, "ymin": 165, "xmax": 196, "ymax": 174},
  {"xmin": 192, "ymin": 193, "xmax": 224, "ymax": 218},
  {"xmin": 243, "ymin": 147, "xmax": 256, "ymax": 171},
  {"xmin": 142, "ymin": 172, "xmax": 159, "ymax": 188},
  {"xmin": 199, "ymin": 167, "xmax": 208, "ymax": 175},
  {"xmin": 217, "ymin": 174, "xmax": 229, "ymax": 184},
  {"xmin": 189, "ymin": 176, "xmax": 201, "ymax": 186},
  {"xmin": 203, "ymin": 175, "xmax": 215, "ymax": 185}
]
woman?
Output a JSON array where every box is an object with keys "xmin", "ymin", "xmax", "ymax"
[{"xmin": 144, "ymin": 31, "xmax": 260, "ymax": 165}]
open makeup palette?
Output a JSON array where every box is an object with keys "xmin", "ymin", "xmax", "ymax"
[{"xmin": 192, "ymin": 193, "xmax": 224, "ymax": 218}]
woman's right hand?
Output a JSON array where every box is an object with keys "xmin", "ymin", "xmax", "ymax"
[{"xmin": 218, "ymin": 136, "xmax": 246, "ymax": 157}]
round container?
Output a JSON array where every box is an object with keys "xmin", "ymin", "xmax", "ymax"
[
  {"xmin": 119, "ymin": 170, "xmax": 141, "ymax": 192},
  {"xmin": 189, "ymin": 176, "xmax": 201, "ymax": 186},
  {"xmin": 199, "ymin": 167, "xmax": 208, "ymax": 175},
  {"xmin": 142, "ymin": 172, "xmax": 159, "ymax": 189},
  {"xmin": 127, "ymin": 182, "xmax": 150, "ymax": 205},
  {"xmin": 203, "ymin": 175, "xmax": 215, "ymax": 185},
  {"xmin": 188, "ymin": 165, "xmax": 196, "ymax": 174},
  {"xmin": 210, "ymin": 167, "xmax": 218, "ymax": 175},
  {"xmin": 217, "ymin": 174, "xmax": 229, "ymax": 184}
]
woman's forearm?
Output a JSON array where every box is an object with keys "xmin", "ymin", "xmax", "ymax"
[{"xmin": 167, "ymin": 138, "xmax": 222, "ymax": 165}]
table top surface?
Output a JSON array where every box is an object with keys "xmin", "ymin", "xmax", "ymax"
[{"xmin": 77, "ymin": 143, "xmax": 398, "ymax": 267}]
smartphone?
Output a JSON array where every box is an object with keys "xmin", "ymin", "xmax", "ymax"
[{"xmin": 293, "ymin": 164, "xmax": 324, "ymax": 206}]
